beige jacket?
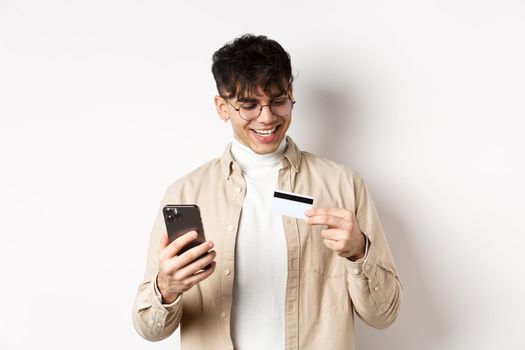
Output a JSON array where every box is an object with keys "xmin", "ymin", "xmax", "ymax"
[{"xmin": 132, "ymin": 136, "xmax": 402, "ymax": 350}]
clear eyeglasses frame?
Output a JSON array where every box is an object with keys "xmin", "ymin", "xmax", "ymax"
[{"xmin": 225, "ymin": 97, "xmax": 296, "ymax": 121}]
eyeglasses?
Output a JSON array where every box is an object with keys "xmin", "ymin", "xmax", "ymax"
[{"xmin": 226, "ymin": 97, "xmax": 296, "ymax": 121}]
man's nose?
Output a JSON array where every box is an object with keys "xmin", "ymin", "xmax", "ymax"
[{"xmin": 256, "ymin": 104, "xmax": 277, "ymax": 123}]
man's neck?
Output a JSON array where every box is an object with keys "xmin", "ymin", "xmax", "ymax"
[{"xmin": 231, "ymin": 137, "xmax": 287, "ymax": 171}]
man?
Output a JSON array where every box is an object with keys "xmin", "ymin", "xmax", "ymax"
[{"xmin": 132, "ymin": 34, "xmax": 402, "ymax": 350}]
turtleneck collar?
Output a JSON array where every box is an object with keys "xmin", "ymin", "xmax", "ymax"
[{"xmin": 231, "ymin": 137, "xmax": 287, "ymax": 173}]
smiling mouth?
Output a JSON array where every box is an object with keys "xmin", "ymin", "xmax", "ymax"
[{"xmin": 251, "ymin": 125, "xmax": 279, "ymax": 137}]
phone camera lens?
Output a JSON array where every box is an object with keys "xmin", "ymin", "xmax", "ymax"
[
  {"xmin": 165, "ymin": 207, "xmax": 182, "ymax": 222},
  {"xmin": 165, "ymin": 208, "xmax": 174, "ymax": 222}
]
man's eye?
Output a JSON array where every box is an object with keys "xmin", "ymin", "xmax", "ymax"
[
  {"xmin": 272, "ymin": 99, "xmax": 287, "ymax": 105},
  {"xmin": 241, "ymin": 104, "xmax": 258, "ymax": 110}
]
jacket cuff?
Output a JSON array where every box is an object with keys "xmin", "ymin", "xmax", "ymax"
[
  {"xmin": 343, "ymin": 241, "xmax": 391, "ymax": 310},
  {"xmin": 153, "ymin": 273, "xmax": 183, "ymax": 311},
  {"xmin": 343, "ymin": 236, "xmax": 379, "ymax": 279}
]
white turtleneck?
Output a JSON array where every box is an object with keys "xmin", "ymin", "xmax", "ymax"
[{"xmin": 230, "ymin": 137, "xmax": 288, "ymax": 350}]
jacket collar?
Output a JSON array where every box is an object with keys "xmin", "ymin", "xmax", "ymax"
[{"xmin": 220, "ymin": 135, "xmax": 302, "ymax": 178}]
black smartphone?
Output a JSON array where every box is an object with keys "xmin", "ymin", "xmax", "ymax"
[{"xmin": 162, "ymin": 204, "xmax": 206, "ymax": 255}]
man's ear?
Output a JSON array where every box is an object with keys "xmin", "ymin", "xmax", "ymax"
[{"xmin": 214, "ymin": 95, "xmax": 229, "ymax": 122}]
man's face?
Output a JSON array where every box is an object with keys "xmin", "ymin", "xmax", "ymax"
[{"xmin": 215, "ymin": 88, "xmax": 293, "ymax": 155}]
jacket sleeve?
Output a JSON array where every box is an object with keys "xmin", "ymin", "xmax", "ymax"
[
  {"xmin": 343, "ymin": 173, "xmax": 403, "ymax": 329},
  {"xmin": 132, "ymin": 186, "xmax": 184, "ymax": 341}
]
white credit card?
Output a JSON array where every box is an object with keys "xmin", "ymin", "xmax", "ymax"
[{"xmin": 272, "ymin": 190, "xmax": 314, "ymax": 220}]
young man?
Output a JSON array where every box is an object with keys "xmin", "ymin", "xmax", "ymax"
[{"xmin": 132, "ymin": 34, "xmax": 402, "ymax": 350}]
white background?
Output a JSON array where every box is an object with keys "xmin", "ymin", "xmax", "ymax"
[{"xmin": 1, "ymin": 1, "xmax": 524, "ymax": 349}]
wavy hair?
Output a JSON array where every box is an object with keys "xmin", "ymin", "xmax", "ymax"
[{"xmin": 212, "ymin": 34, "xmax": 293, "ymax": 99}]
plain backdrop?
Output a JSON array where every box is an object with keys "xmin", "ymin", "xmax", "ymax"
[{"xmin": 1, "ymin": 1, "xmax": 524, "ymax": 349}]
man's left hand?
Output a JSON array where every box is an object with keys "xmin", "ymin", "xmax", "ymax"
[{"xmin": 305, "ymin": 208, "xmax": 366, "ymax": 261}]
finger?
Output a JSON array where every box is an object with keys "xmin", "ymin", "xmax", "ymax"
[
  {"xmin": 160, "ymin": 231, "xmax": 169, "ymax": 250},
  {"xmin": 305, "ymin": 208, "xmax": 353, "ymax": 221},
  {"xmin": 161, "ymin": 230, "xmax": 199, "ymax": 261},
  {"xmin": 173, "ymin": 240, "xmax": 215, "ymax": 271},
  {"xmin": 182, "ymin": 261, "xmax": 217, "ymax": 287},
  {"xmin": 308, "ymin": 215, "xmax": 349, "ymax": 229},
  {"xmin": 320, "ymin": 228, "xmax": 349, "ymax": 241},
  {"xmin": 323, "ymin": 238, "xmax": 344, "ymax": 252},
  {"xmin": 162, "ymin": 243, "xmax": 212, "ymax": 276},
  {"xmin": 174, "ymin": 250, "xmax": 217, "ymax": 280}
]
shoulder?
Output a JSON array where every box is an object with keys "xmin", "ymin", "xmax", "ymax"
[
  {"xmin": 165, "ymin": 157, "xmax": 223, "ymax": 197},
  {"xmin": 300, "ymin": 150, "xmax": 365, "ymax": 185}
]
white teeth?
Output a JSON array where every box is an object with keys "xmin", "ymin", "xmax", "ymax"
[{"xmin": 253, "ymin": 126, "xmax": 277, "ymax": 136}]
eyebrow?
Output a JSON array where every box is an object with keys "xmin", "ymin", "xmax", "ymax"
[
  {"xmin": 236, "ymin": 97, "xmax": 257, "ymax": 103},
  {"xmin": 237, "ymin": 92, "xmax": 287, "ymax": 103}
]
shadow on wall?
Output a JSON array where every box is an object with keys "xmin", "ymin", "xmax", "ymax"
[
  {"xmin": 294, "ymin": 84, "xmax": 364, "ymax": 163},
  {"xmin": 301, "ymin": 83, "xmax": 450, "ymax": 349},
  {"xmin": 355, "ymin": 208, "xmax": 449, "ymax": 350}
]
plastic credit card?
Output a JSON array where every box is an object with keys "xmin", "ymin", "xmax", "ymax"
[{"xmin": 272, "ymin": 190, "xmax": 314, "ymax": 220}]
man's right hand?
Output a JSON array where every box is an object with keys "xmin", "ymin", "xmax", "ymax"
[{"xmin": 156, "ymin": 230, "xmax": 217, "ymax": 304}]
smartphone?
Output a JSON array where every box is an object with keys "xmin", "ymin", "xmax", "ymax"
[{"xmin": 162, "ymin": 204, "xmax": 206, "ymax": 255}]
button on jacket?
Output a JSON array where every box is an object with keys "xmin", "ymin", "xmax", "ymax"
[{"xmin": 132, "ymin": 136, "xmax": 403, "ymax": 350}]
